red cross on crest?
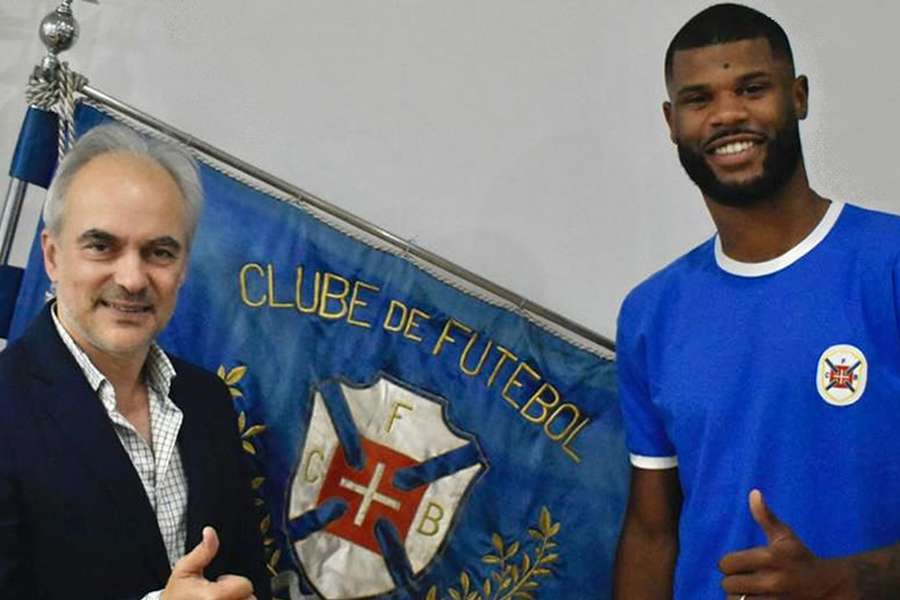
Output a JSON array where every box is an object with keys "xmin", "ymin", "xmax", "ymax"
[
  {"xmin": 817, "ymin": 346, "xmax": 868, "ymax": 407},
  {"xmin": 290, "ymin": 376, "xmax": 485, "ymax": 598},
  {"xmin": 828, "ymin": 364, "xmax": 856, "ymax": 388},
  {"xmin": 317, "ymin": 437, "xmax": 428, "ymax": 554}
]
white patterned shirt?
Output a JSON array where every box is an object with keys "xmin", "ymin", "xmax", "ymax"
[{"xmin": 51, "ymin": 306, "xmax": 188, "ymax": 596}]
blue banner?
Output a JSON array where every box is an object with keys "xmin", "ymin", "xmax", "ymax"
[{"xmin": 9, "ymin": 104, "xmax": 628, "ymax": 599}]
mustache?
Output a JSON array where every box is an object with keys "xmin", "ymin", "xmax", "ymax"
[
  {"xmin": 703, "ymin": 127, "xmax": 767, "ymax": 149},
  {"xmin": 98, "ymin": 286, "xmax": 154, "ymax": 306}
]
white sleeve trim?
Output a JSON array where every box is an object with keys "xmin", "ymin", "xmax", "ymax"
[{"xmin": 630, "ymin": 453, "xmax": 678, "ymax": 469}]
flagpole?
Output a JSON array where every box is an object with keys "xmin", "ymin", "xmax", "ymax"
[
  {"xmin": 21, "ymin": 2, "xmax": 615, "ymax": 354},
  {"xmin": 79, "ymin": 85, "xmax": 615, "ymax": 353},
  {"xmin": 0, "ymin": 0, "xmax": 81, "ymax": 266},
  {"xmin": 0, "ymin": 178, "xmax": 29, "ymax": 265}
]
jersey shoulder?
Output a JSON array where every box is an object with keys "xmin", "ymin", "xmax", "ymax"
[
  {"xmin": 619, "ymin": 236, "xmax": 716, "ymax": 325},
  {"xmin": 840, "ymin": 203, "xmax": 900, "ymax": 245},
  {"xmin": 826, "ymin": 203, "xmax": 900, "ymax": 270}
]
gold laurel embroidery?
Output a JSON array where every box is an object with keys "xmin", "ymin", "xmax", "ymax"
[
  {"xmin": 217, "ymin": 363, "xmax": 284, "ymax": 593},
  {"xmin": 425, "ymin": 506, "xmax": 561, "ymax": 600}
]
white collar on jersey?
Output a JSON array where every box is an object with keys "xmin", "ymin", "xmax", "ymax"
[{"xmin": 715, "ymin": 200, "xmax": 845, "ymax": 277}]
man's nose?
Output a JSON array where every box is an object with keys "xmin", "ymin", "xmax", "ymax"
[
  {"xmin": 709, "ymin": 92, "xmax": 749, "ymax": 128},
  {"xmin": 113, "ymin": 252, "xmax": 149, "ymax": 293}
]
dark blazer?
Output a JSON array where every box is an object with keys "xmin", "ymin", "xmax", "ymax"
[{"xmin": 0, "ymin": 305, "xmax": 271, "ymax": 599}]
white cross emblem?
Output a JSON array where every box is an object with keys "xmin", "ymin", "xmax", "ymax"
[{"xmin": 339, "ymin": 462, "xmax": 402, "ymax": 526}]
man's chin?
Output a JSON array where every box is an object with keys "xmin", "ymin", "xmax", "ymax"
[
  {"xmin": 683, "ymin": 157, "xmax": 776, "ymax": 207},
  {"xmin": 709, "ymin": 165, "xmax": 765, "ymax": 187},
  {"xmin": 86, "ymin": 325, "xmax": 157, "ymax": 359},
  {"xmin": 96, "ymin": 340, "xmax": 152, "ymax": 359}
]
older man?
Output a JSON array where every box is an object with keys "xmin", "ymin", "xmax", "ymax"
[
  {"xmin": 614, "ymin": 4, "xmax": 900, "ymax": 599},
  {"xmin": 0, "ymin": 123, "xmax": 270, "ymax": 599}
]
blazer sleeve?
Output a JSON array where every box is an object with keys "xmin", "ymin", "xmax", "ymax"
[
  {"xmin": 0, "ymin": 421, "xmax": 28, "ymax": 597},
  {"xmin": 0, "ymin": 349, "xmax": 31, "ymax": 598}
]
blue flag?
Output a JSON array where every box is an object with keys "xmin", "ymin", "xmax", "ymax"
[{"xmin": 9, "ymin": 104, "xmax": 628, "ymax": 599}]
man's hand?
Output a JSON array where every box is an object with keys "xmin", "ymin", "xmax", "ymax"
[
  {"xmin": 162, "ymin": 526, "xmax": 256, "ymax": 600},
  {"xmin": 719, "ymin": 489, "xmax": 854, "ymax": 599}
]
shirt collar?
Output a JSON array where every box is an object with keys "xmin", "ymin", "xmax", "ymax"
[{"xmin": 714, "ymin": 200, "xmax": 844, "ymax": 277}]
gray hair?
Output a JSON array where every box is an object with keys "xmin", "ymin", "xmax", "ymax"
[{"xmin": 44, "ymin": 123, "xmax": 203, "ymax": 241}]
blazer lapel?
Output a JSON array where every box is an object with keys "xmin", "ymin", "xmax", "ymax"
[
  {"xmin": 24, "ymin": 305, "xmax": 171, "ymax": 582},
  {"xmin": 171, "ymin": 373, "xmax": 213, "ymax": 553}
]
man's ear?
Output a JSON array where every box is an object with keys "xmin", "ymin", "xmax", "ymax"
[
  {"xmin": 793, "ymin": 75, "xmax": 809, "ymax": 120},
  {"xmin": 41, "ymin": 229, "xmax": 59, "ymax": 283},
  {"xmin": 663, "ymin": 101, "xmax": 676, "ymax": 143}
]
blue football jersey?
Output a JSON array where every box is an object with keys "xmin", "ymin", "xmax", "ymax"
[{"xmin": 617, "ymin": 202, "xmax": 900, "ymax": 599}]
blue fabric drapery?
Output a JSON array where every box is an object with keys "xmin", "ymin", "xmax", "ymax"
[{"xmin": 7, "ymin": 103, "xmax": 628, "ymax": 598}]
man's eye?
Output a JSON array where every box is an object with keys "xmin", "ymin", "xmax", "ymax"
[
  {"xmin": 85, "ymin": 242, "xmax": 109, "ymax": 253},
  {"xmin": 741, "ymin": 83, "xmax": 768, "ymax": 95},
  {"xmin": 152, "ymin": 248, "xmax": 176, "ymax": 260},
  {"xmin": 682, "ymin": 95, "xmax": 709, "ymax": 106}
]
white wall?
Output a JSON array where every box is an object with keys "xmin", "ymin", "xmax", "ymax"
[{"xmin": 2, "ymin": 1, "xmax": 897, "ymax": 339}]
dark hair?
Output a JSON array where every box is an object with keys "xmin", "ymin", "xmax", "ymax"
[{"xmin": 665, "ymin": 3, "xmax": 794, "ymax": 81}]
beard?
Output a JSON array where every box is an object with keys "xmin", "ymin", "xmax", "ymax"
[{"xmin": 676, "ymin": 119, "xmax": 803, "ymax": 208}]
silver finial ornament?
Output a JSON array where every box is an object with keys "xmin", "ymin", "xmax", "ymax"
[
  {"xmin": 39, "ymin": 0, "xmax": 79, "ymax": 55},
  {"xmin": 35, "ymin": 0, "xmax": 80, "ymax": 81}
]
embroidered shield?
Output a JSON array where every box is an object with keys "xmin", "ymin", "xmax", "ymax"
[
  {"xmin": 816, "ymin": 344, "xmax": 868, "ymax": 406},
  {"xmin": 286, "ymin": 376, "xmax": 485, "ymax": 598}
]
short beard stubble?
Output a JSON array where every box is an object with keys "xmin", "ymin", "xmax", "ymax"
[{"xmin": 677, "ymin": 118, "xmax": 803, "ymax": 208}]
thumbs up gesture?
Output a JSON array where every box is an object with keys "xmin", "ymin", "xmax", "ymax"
[
  {"xmin": 718, "ymin": 490, "xmax": 857, "ymax": 599},
  {"xmin": 162, "ymin": 526, "xmax": 256, "ymax": 600}
]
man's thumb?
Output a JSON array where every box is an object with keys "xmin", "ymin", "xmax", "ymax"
[
  {"xmin": 174, "ymin": 526, "xmax": 219, "ymax": 577},
  {"xmin": 749, "ymin": 489, "xmax": 791, "ymax": 544}
]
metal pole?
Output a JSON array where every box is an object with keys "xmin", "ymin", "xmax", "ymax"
[
  {"xmin": 0, "ymin": 178, "xmax": 29, "ymax": 265},
  {"xmin": 5, "ymin": 0, "xmax": 80, "ymax": 267},
  {"xmin": 80, "ymin": 85, "xmax": 615, "ymax": 353}
]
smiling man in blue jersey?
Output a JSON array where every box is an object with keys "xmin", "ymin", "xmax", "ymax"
[{"xmin": 613, "ymin": 4, "xmax": 900, "ymax": 599}]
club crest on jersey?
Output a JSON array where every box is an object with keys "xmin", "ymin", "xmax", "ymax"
[
  {"xmin": 286, "ymin": 375, "xmax": 486, "ymax": 599},
  {"xmin": 816, "ymin": 344, "xmax": 868, "ymax": 406}
]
